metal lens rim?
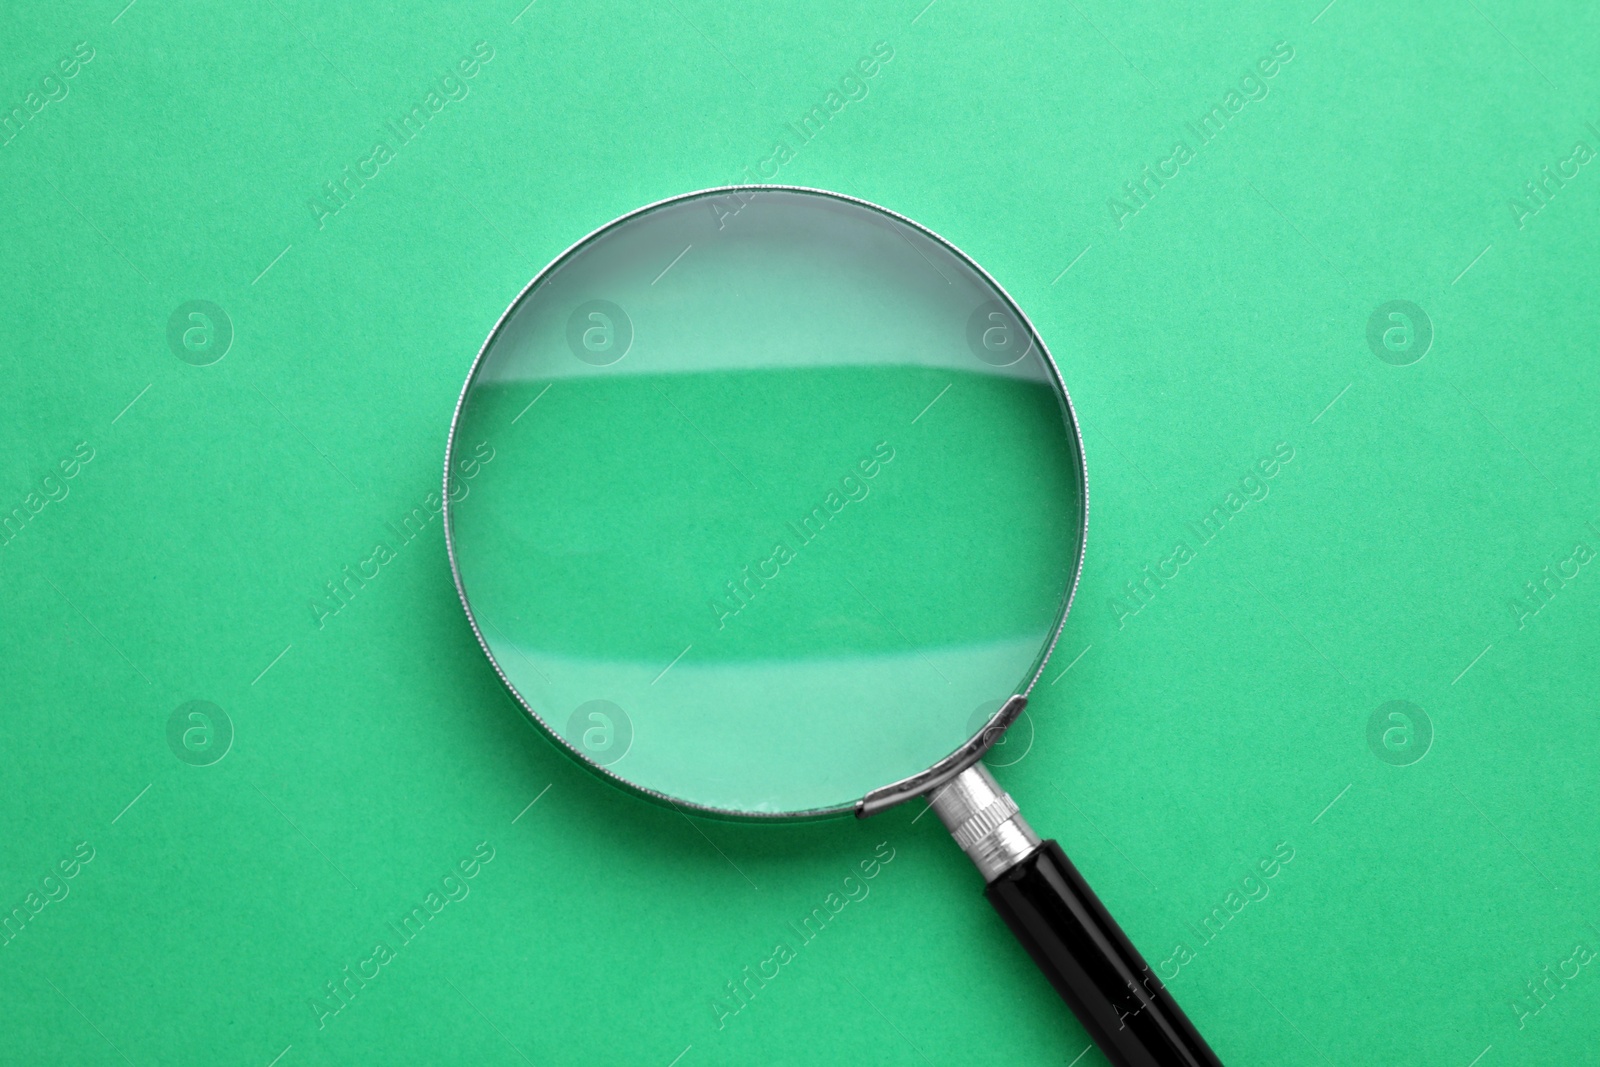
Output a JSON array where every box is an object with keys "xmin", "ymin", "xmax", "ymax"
[{"xmin": 441, "ymin": 184, "xmax": 1090, "ymax": 822}]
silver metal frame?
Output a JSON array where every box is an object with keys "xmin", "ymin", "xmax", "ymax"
[{"xmin": 441, "ymin": 185, "xmax": 1090, "ymax": 822}]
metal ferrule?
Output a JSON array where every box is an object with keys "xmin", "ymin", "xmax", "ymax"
[{"xmin": 929, "ymin": 763, "xmax": 1040, "ymax": 883}]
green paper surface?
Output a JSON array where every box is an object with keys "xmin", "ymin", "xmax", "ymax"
[{"xmin": 3, "ymin": 1, "xmax": 1599, "ymax": 1064}]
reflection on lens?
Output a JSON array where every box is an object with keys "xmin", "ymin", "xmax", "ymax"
[{"xmin": 448, "ymin": 188, "xmax": 1084, "ymax": 815}]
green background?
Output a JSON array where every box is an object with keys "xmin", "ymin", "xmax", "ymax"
[{"xmin": 3, "ymin": 0, "xmax": 1598, "ymax": 1064}]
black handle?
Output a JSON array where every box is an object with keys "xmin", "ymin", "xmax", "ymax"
[{"xmin": 986, "ymin": 840, "xmax": 1223, "ymax": 1067}]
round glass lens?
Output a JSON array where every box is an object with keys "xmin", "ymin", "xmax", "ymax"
[{"xmin": 447, "ymin": 188, "xmax": 1085, "ymax": 816}]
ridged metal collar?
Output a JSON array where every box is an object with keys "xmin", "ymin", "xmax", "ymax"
[{"xmin": 928, "ymin": 763, "xmax": 1041, "ymax": 882}]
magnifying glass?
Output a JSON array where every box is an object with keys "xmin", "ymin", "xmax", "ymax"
[{"xmin": 444, "ymin": 187, "xmax": 1222, "ymax": 1067}]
